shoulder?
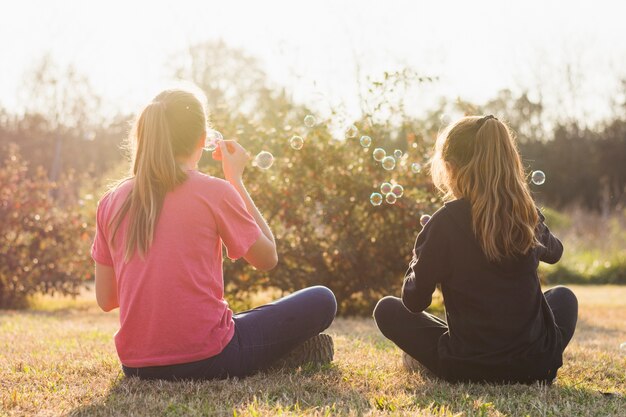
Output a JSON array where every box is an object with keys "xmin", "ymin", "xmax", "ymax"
[
  {"xmin": 415, "ymin": 204, "xmax": 451, "ymax": 243},
  {"xmin": 99, "ymin": 178, "xmax": 133, "ymax": 208},
  {"xmin": 416, "ymin": 200, "xmax": 466, "ymax": 242},
  {"xmin": 187, "ymin": 170, "xmax": 232, "ymax": 191},
  {"xmin": 185, "ymin": 170, "xmax": 239, "ymax": 200},
  {"xmin": 425, "ymin": 201, "xmax": 460, "ymax": 227},
  {"xmin": 97, "ymin": 179, "xmax": 127, "ymax": 207},
  {"xmin": 443, "ymin": 198, "xmax": 470, "ymax": 213}
]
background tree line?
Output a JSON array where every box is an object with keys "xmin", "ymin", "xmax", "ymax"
[{"xmin": 1, "ymin": 41, "xmax": 625, "ymax": 311}]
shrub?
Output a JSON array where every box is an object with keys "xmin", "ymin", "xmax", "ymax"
[
  {"xmin": 539, "ymin": 256, "xmax": 626, "ymax": 285},
  {"xmin": 173, "ymin": 42, "xmax": 441, "ymax": 314},
  {"xmin": 541, "ymin": 206, "xmax": 572, "ymax": 230},
  {"xmin": 199, "ymin": 119, "xmax": 438, "ymax": 314},
  {"xmin": 0, "ymin": 145, "xmax": 92, "ymax": 308}
]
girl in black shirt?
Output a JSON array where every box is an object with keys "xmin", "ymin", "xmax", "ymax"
[{"xmin": 373, "ymin": 115, "xmax": 578, "ymax": 384}]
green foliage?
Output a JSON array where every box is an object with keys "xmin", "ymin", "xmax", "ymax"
[
  {"xmin": 2, "ymin": 41, "xmax": 625, "ymax": 313},
  {"xmin": 541, "ymin": 206, "xmax": 573, "ymax": 230},
  {"xmin": 540, "ymin": 256, "xmax": 626, "ymax": 285},
  {"xmin": 202, "ymin": 111, "xmax": 438, "ymax": 314},
  {"xmin": 180, "ymin": 42, "xmax": 439, "ymax": 314},
  {"xmin": 539, "ymin": 207, "xmax": 626, "ymax": 285},
  {"xmin": 0, "ymin": 145, "xmax": 92, "ymax": 308}
]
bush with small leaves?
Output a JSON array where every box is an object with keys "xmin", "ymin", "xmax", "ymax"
[{"xmin": 0, "ymin": 145, "xmax": 92, "ymax": 308}]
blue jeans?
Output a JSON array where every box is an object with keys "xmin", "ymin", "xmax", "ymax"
[{"xmin": 123, "ymin": 286, "xmax": 337, "ymax": 380}]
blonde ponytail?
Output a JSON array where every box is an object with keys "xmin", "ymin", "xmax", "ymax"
[
  {"xmin": 432, "ymin": 116, "xmax": 539, "ymax": 262},
  {"xmin": 109, "ymin": 89, "xmax": 207, "ymax": 261}
]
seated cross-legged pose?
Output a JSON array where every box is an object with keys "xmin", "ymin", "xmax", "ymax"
[
  {"xmin": 92, "ymin": 88, "xmax": 336, "ymax": 381},
  {"xmin": 373, "ymin": 115, "xmax": 577, "ymax": 384}
]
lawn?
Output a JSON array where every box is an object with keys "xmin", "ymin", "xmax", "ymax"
[{"xmin": 1, "ymin": 285, "xmax": 624, "ymax": 417}]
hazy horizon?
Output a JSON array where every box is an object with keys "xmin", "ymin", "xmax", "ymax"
[{"xmin": 1, "ymin": 0, "xmax": 625, "ymax": 124}]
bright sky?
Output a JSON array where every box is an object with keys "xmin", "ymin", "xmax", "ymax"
[{"xmin": 1, "ymin": 0, "xmax": 625, "ymax": 123}]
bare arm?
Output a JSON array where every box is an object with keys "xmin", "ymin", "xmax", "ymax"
[
  {"xmin": 95, "ymin": 262, "xmax": 119, "ymax": 312},
  {"xmin": 231, "ymin": 179, "xmax": 275, "ymax": 245},
  {"xmin": 215, "ymin": 140, "xmax": 278, "ymax": 271}
]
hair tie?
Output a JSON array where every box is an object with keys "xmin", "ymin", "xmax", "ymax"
[{"xmin": 477, "ymin": 114, "xmax": 497, "ymax": 128}]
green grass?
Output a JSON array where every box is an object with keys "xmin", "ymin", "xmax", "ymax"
[
  {"xmin": 540, "ymin": 208, "xmax": 626, "ymax": 285},
  {"xmin": 1, "ymin": 286, "xmax": 625, "ymax": 417}
]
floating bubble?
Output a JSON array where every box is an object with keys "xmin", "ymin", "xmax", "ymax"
[
  {"xmin": 382, "ymin": 156, "xmax": 396, "ymax": 171},
  {"xmin": 391, "ymin": 184, "xmax": 404, "ymax": 198},
  {"xmin": 253, "ymin": 151, "xmax": 274, "ymax": 170},
  {"xmin": 304, "ymin": 115, "xmax": 316, "ymax": 128},
  {"xmin": 360, "ymin": 136, "xmax": 372, "ymax": 148},
  {"xmin": 203, "ymin": 129, "xmax": 223, "ymax": 152},
  {"xmin": 393, "ymin": 149, "xmax": 403, "ymax": 159},
  {"xmin": 385, "ymin": 193, "xmax": 397, "ymax": 204},
  {"xmin": 370, "ymin": 192, "xmax": 383, "ymax": 206},
  {"xmin": 373, "ymin": 148, "xmax": 386, "ymax": 162},
  {"xmin": 411, "ymin": 162, "xmax": 422, "ymax": 174},
  {"xmin": 290, "ymin": 135, "xmax": 304, "ymax": 150},
  {"xmin": 380, "ymin": 182, "xmax": 392, "ymax": 194},
  {"xmin": 440, "ymin": 113, "xmax": 451, "ymax": 125},
  {"xmin": 531, "ymin": 170, "xmax": 546, "ymax": 185},
  {"xmin": 345, "ymin": 124, "xmax": 358, "ymax": 139},
  {"xmin": 620, "ymin": 342, "xmax": 626, "ymax": 353},
  {"xmin": 420, "ymin": 214, "xmax": 431, "ymax": 227}
]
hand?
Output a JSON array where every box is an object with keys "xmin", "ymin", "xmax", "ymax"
[
  {"xmin": 211, "ymin": 141, "xmax": 235, "ymax": 161},
  {"xmin": 213, "ymin": 140, "xmax": 250, "ymax": 184}
]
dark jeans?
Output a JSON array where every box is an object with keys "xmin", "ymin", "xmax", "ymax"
[
  {"xmin": 123, "ymin": 286, "xmax": 337, "ymax": 380},
  {"xmin": 373, "ymin": 286, "xmax": 578, "ymax": 379}
]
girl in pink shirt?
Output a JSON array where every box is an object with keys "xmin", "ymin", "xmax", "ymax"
[{"xmin": 92, "ymin": 88, "xmax": 336, "ymax": 380}]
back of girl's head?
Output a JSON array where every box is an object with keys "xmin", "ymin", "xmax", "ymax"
[
  {"xmin": 111, "ymin": 87, "xmax": 209, "ymax": 261},
  {"xmin": 431, "ymin": 115, "xmax": 539, "ymax": 262},
  {"xmin": 132, "ymin": 89, "xmax": 207, "ymax": 177}
]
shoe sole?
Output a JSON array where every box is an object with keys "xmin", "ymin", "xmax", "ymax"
[
  {"xmin": 272, "ymin": 333, "xmax": 334, "ymax": 369},
  {"xmin": 402, "ymin": 352, "xmax": 434, "ymax": 377}
]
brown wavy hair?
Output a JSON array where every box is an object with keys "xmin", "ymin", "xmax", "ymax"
[
  {"xmin": 431, "ymin": 115, "xmax": 539, "ymax": 262},
  {"xmin": 109, "ymin": 88, "xmax": 208, "ymax": 261}
]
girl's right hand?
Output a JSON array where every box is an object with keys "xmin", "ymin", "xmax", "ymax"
[{"xmin": 214, "ymin": 140, "xmax": 250, "ymax": 184}]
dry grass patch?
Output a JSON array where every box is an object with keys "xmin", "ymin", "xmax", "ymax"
[{"xmin": 1, "ymin": 285, "xmax": 624, "ymax": 416}]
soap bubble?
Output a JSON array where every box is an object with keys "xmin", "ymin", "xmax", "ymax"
[
  {"xmin": 420, "ymin": 214, "xmax": 431, "ymax": 227},
  {"xmin": 203, "ymin": 129, "xmax": 223, "ymax": 152},
  {"xmin": 440, "ymin": 113, "xmax": 451, "ymax": 125},
  {"xmin": 393, "ymin": 149, "xmax": 403, "ymax": 159},
  {"xmin": 290, "ymin": 135, "xmax": 304, "ymax": 150},
  {"xmin": 304, "ymin": 115, "xmax": 316, "ymax": 128},
  {"xmin": 531, "ymin": 170, "xmax": 546, "ymax": 185},
  {"xmin": 411, "ymin": 162, "xmax": 422, "ymax": 174},
  {"xmin": 360, "ymin": 136, "xmax": 372, "ymax": 148},
  {"xmin": 620, "ymin": 342, "xmax": 626, "ymax": 353},
  {"xmin": 385, "ymin": 193, "xmax": 397, "ymax": 204},
  {"xmin": 345, "ymin": 124, "xmax": 358, "ymax": 139},
  {"xmin": 380, "ymin": 182, "xmax": 392, "ymax": 194},
  {"xmin": 373, "ymin": 148, "xmax": 386, "ymax": 162},
  {"xmin": 391, "ymin": 184, "xmax": 404, "ymax": 198},
  {"xmin": 382, "ymin": 156, "xmax": 396, "ymax": 171},
  {"xmin": 370, "ymin": 192, "xmax": 383, "ymax": 206},
  {"xmin": 253, "ymin": 151, "xmax": 274, "ymax": 169}
]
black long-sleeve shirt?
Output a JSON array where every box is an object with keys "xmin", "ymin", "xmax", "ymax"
[{"xmin": 402, "ymin": 199, "xmax": 564, "ymax": 383}]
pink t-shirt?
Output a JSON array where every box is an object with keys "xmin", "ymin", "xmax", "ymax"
[{"xmin": 91, "ymin": 170, "xmax": 261, "ymax": 367}]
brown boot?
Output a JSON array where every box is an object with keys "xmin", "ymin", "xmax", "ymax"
[{"xmin": 272, "ymin": 334, "xmax": 334, "ymax": 369}]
